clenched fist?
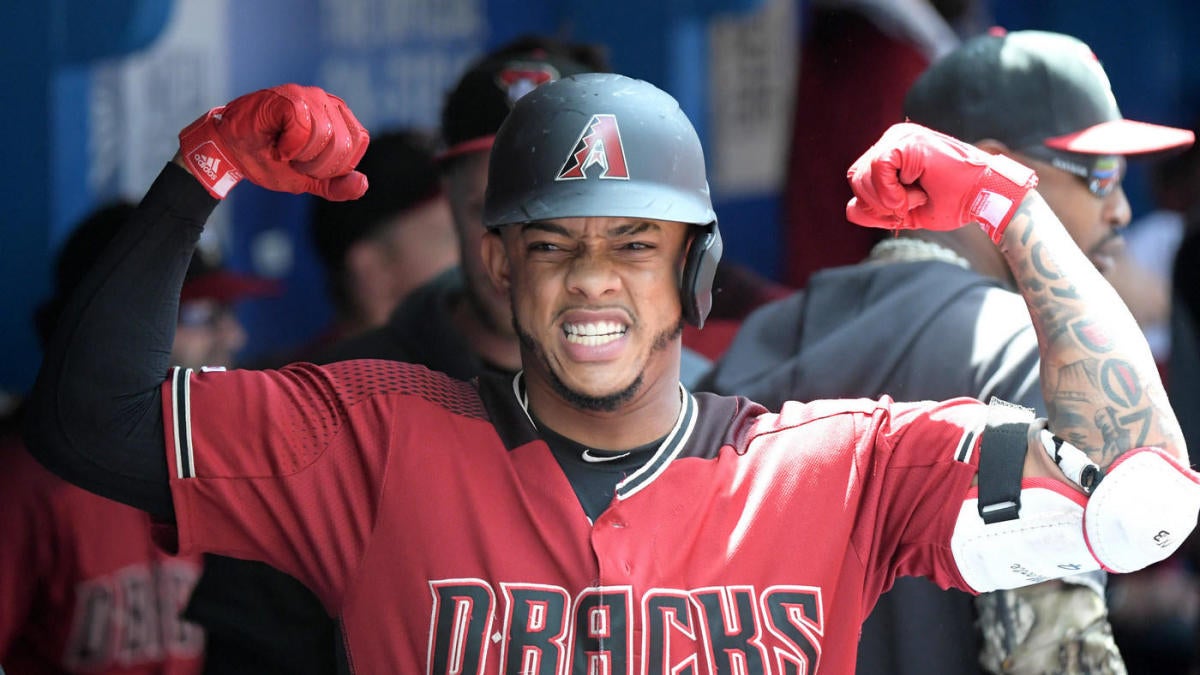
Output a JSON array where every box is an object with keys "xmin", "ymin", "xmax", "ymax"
[
  {"xmin": 179, "ymin": 84, "xmax": 370, "ymax": 201},
  {"xmin": 845, "ymin": 122, "xmax": 1038, "ymax": 243}
]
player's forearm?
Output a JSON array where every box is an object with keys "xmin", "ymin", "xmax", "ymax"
[
  {"xmin": 1000, "ymin": 192, "xmax": 1185, "ymax": 470},
  {"xmin": 23, "ymin": 163, "xmax": 217, "ymax": 519}
]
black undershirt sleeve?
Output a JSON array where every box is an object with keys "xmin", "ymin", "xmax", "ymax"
[{"xmin": 23, "ymin": 162, "xmax": 218, "ymax": 521}]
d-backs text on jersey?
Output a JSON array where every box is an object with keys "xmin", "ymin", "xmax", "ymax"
[{"xmin": 428, "ymin": 580, "xmax": 824, "ymax": 674}]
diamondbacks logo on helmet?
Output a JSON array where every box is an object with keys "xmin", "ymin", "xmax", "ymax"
[
  {"xmin": 556, "ymin": 114, "xmax": 630, "ymax": 181},
  {"xmin": 496, "ymin": 62, "xmax": 561, "ymax": 106}
]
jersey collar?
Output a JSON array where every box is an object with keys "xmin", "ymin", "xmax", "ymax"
[{"xmin": 508, "ymin": 371, "xmax": 699, "ymax": 499}]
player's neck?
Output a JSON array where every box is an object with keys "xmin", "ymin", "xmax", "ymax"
[{"xmin": 521, "ymin": 367, "xmax": 684, "ymax": 451}]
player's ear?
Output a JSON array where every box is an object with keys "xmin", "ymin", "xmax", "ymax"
[{"xmin": 481, "ymin": 228, "xmax": 511, "ymax": 293}]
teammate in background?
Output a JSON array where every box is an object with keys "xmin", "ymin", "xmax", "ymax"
[
  {"xmin": 702, "ymin": 29, "xmax": 1195, "ymax": 674},
  {"xmin": 2, "ymin": 202, "xmax": 274, "ymax": 673},
  {"xmin": 23, "ymin": 67, "xmax": 1200, "ymax": 674},
  {"xmin": 182, "ymin": 38, "xmax": 611, "ymax": 675},
  {"xmin": 256, "ymin": 128, "xmax": 456, "ymax": 366},
  {"xmin": 173, "ymin": 251, "xmax": 280, "ymax": 370},
  {"xmin": 312, "ymin": 129, "xmax": 456, "ymax": 340}
]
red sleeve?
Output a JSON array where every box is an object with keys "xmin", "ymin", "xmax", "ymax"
[
  {"xmin": 838, "ymin": 397, "xmax": 986, "ymax": 593},
  {"xmin": 758, "ymin": 396, "xmax": 987, "ymax": 598},
  {"xmin": 160, "ymin": 359, "xmax": 483, "ymax": 612},
  {"xmin": 0, "ymin": 442, "xmax": 54, "ymax": 657}
]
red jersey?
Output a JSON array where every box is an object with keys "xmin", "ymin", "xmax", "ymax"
[
  {"xmin": 161, "ymin": 360, "xmax": 986, "ymax": 674},
  {"xmin": 0, "ymin": 437, "xmax": 204, "ymax": 674}
]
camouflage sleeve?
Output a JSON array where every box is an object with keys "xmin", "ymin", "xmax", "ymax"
[{"xmin": 975, "ymin": 582, "xmax": 1126, "ymax": 674}]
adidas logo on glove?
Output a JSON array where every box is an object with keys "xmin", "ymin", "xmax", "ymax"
[
  {"xmin": 192, "ymin": 152, "xmax": 222, "ymax": 181},
  {"xmin": 182, "ymin": 138, "xmax": 242, "ymax": 198}
]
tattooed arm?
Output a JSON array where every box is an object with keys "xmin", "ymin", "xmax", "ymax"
[
  {"xmin": 843, "ymin": 121, "xmax": 1187, "ymax": 476},
  {"xmin": 848, "ymin": 123, "xmax": 1198, "ymax": 584},
  {"xmin": 1000, "ymin": 191, "xmax": 1186, "ymax": 473}
]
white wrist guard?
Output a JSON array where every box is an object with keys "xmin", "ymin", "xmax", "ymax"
[{"xmin": 1084, "ymin": 447, "xmax": 1200, "ymax": 573}]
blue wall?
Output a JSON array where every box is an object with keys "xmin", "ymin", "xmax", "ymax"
[
  {"xmin": 1, "ymin": 0, "xmax": 765, "ymax": 392},
  {"xmin": 4, "ymin": 0, "xmax": 1198, "ymax": 394},
  {"xmin": 0, "ymin": 0, "xmax": 174, "ymax": 396}
]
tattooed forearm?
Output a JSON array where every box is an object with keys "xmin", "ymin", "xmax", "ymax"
[
  {"xmin": 999, "ymin": 193, "xmax": 1185, "ymax": 468},
  {"xmin": 1116, "ymin": 408, "xmax": 1153, "ymax": 449},
  {"xmin": 1029, "ymin": 240, "xmax": 1061, "ymax": 281},
  {"xmin": 1099, "ymin": 359, "xmax": 1143, "ymax": 407},
  {"xmin": 1070, "ymin": 320, "xmax": 1115, "ymax": 354},
  {"xmin": 1046, "ymin": 356, "xmax": 1157, "ymax": 466},
  {"xmin": 1095, "ymin": 408, "xmax": 1134, "ymax": 464},
  {"xmin": 1045, "ymin": 357, "xmax": 1101, "ymax": 452},
  {"xmin": 1022, "ymin": 291, "xmax": 1073, "ymax": 345}
]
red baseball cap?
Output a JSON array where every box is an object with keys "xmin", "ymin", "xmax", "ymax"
[
  {"xmin": 437, "ymin": 36, "xmax": 609, "ymax": 164},
  {"xmin": 180, "ymin": 253, "xmax": 280, "ymax": 304}
]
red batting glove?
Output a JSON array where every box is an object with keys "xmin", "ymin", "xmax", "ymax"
[
  {"xmin": 845, "ymin": 122, "xmax": 1038, "ymax": 244},
  {"xmin": 178, "ymin": 84, "xmax": 370, "ymax": 201}
]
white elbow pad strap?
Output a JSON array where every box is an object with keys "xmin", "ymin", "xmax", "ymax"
[
  {"xmin": 951, "ymin": 400, "xmax": 1101, "ymax": 592},
  {"xmin": 1083, "ymin": 447, "xmax": 1200, "ymax": 573},
  {"xmin": 952, "ymin": 481, "xmax": 1098, "ymax": 593}
]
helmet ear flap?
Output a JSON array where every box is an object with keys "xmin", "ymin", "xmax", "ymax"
[{"xmin": 680, "ymin": 221, "xmax": 723, "ymax": 328}]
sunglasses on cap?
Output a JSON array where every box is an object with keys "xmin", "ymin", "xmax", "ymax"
[{"xmin": 1019, "ymin": 146, "xmax": 1126, "ymax": 199}]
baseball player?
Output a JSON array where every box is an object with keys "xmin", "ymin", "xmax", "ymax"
[
  {"xmin": 181, "ymin": 38, "xmax": 615, "ymax": 675},
  {"xmin": 25, "ymin": 74, "xmax": 1200, "ymax": 674}
]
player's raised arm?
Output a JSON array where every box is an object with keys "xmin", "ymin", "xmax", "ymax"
[
  {"xmin": 846, "ymin": 122, "xmax": 1184, "ymax": 468},
  {"xmin": 23, "ymin": 85, "xmax": 369, "ymax": 520},
  {"xmin": 997, "ymin": 192, "xmax": 1181, "ymax": 463},
  {"xmin": 845, "ymin": 121, "xmax": 1200, "ymax": 580}
]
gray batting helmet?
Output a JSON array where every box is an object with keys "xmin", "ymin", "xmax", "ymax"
[{"xmin": 482, "ymin": 73, "xmax": 723, "ymax": 327}]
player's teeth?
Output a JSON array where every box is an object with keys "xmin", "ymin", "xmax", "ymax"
[
  {"xmin": 564, "ymin": 321, "xmax": 625, "ymax": 336},
  {"xmin": 566, "ymin": 333, "xmax": 623, "ymax": 346},
  {"xmin": 563, "ymin": 321, "xmax": 626, "ymax": 345}
]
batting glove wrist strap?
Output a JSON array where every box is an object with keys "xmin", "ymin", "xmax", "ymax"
[
  {"xmin": 967, "ymin": 152, "xmax": 1038, "ymax": 244},
  {"xmin": 179, "ymin": 106, "xmax": 243, "ymax": 199}
]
